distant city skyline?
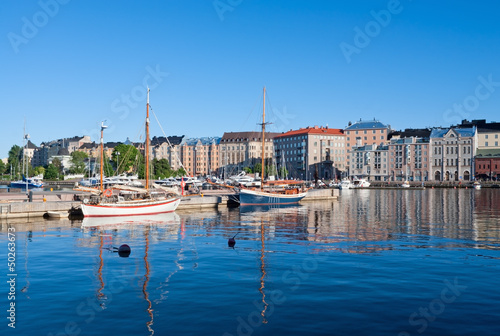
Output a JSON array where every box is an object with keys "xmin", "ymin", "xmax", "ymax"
[{"xmin": 2, "ymin": 0, "xmax": 500, "ymax": 158}]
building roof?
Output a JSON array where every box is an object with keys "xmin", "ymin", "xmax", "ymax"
[
  {"xmin": 389, "ymin": 128, "xmax": 432, "ymax": 140},
  {"xmin": 274, "ymin": 126, "xmax": 344, "ymax": 138},
  {"xmin": 476, "ymin": 149, "xmax": 500, "ymax": 157},
  {"xmin": 26, "ymin": 140, "xmax": 38, "ymax": 149},
  {"xmin": 430, "ymin": 127, "xmax": 476, "ymax": 138},
  {"xmin": 80, "ymin": 142, "xmax": 97, "ymax": 149},
  {"xmin": 221, "ymin": 131, "xmax": 280, "ymax": 142},
  {"xmin": 345, "ymin": 119, "xmax": 388, "ymax": 130},
  {"xmin": 57, "ymin": 147, "xmax": 70, "ymax": 156},
  {"xmin": 151, "ymin": 135, "xmax": 185, "ymax": 146},
  {"xmin": 456, "ymin": 119, "xmax": 500, "ymax": 132},
  {"xmin": 183, "ymin": 137, "xmax": 221, "ymax": 146}
]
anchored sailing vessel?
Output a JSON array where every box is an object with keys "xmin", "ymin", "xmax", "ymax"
[
  {"xmin": 81, "ymin": 89, "xmax": 180, "ymax": 217},
  {"xmin": 239, "ymin": 87, "xmax": 307, "ymax": 206}
]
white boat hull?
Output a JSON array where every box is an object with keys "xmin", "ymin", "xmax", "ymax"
[{"xmin": 81, "ymin": 197, "xmax": 180, "ymax": 217}]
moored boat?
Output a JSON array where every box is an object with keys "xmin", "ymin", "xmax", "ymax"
[
  {"xmin": 80, "ymin": 89, "xmax": 180, "ymax": 217},
  {"xmin": 237, "ymin": 87, "xmax": 308, "ymax": 206}
]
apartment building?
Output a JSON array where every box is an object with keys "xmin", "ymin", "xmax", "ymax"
[
  {"xmin": 219, "ymin": 131, "xmax": 280, "ymax": 176},
  {"xmin": 429, "ymin": 127, "xmax": 476, "ymax": 181},
  {"xmin": 274, "ymin": 126, "xmax": 345, "ymax": 180},
  {"xmin": 344, "ymin": 119, "xmax": 390, "ymax": 171}
]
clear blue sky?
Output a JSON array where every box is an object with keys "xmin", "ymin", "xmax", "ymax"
[{"xmin": 2, "ymin": 0, "xmax": 500, "ymax": 159}]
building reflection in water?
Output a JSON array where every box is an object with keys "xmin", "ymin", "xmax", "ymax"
[{"xmin": 303, "ymin": 189, "xmax": 500, "ymax": 252}]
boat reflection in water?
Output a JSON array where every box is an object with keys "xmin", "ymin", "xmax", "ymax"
[
  {"xmin": 81, "ymin": 212, "xmax": 181, "ymax": 228},
  {"xmin": 82, "ymin": 212, "xmax": 181, "ymax": 335},
  {"xmin": 239, "ymin": 203, "xmax": 303, "ymax": 214}
]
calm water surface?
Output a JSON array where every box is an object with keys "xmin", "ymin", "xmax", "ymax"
[{"xmin": 1, "ymin": 189, "xmax": 499, "ymax": 336}]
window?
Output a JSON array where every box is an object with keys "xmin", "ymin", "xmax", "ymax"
[
  {"xmin": 485, "ymin": 135, "xmax": 489, "ymax": 139},
  {"xmin": 486, "ymin": 142, "xmax": 489, "ymax": 147}
]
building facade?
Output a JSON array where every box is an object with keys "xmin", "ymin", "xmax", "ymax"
[
  {"xmin": 344, "ymin": 119, "xmax": 390, "ymax": 172},
  {"xmin": 429, "ymin": 127, "xmax": 476, "ymax": 181},
  {"xmin": 219, "ymin": 131, "xmax": 280, "ymax": 177},
  {"xmin": 475, "ymin": 149, "xmax": 500, "ymax": 180},
  {"xmin": 274, "ymin": 126, "xmax": 346, "ymax": 180}
]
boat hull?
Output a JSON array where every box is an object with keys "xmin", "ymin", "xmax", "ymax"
[
  {"xmin": 81, "ymin": 197, "xmax": 180, "ymax": 217},
  {"xmin": 10, "ymin": 182, "xmax": 44, "ymax": 189},
  {"xmin": 239, "ymin": 189, "xmax": 307, "ymax": 206}
]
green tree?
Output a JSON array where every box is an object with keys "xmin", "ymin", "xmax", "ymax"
[
  {"xmin": 112, "ymin": 144, "xmax": 141, "ymax": 175},
  {"xmin": 278, "ymin": 167, "xmax": 288, "ymax": 179},
  {"xmin": 103, "ymin": 153, "xmax": 114, "ymax": 177},
  {"xmin": 44, "ymin": 164, "xmax": 59, "ymax": 180},
  {"xmin": 152, "ymin": 158, "xmax": 173, "ymax": 179},
  {"xmin": 243, "ymin": 167, "xmax": 252, "ymax": 174},
  {"xmin": 34, "ymin": 166, "xmax": 45, "ymax": 177},
  {"xmin": 253, "ymin": 163, "xmax": 262, "ymax": 174},
  {"xmin": 0, "ymin": 160, "xmax": 6, "ymax": 176},
  {"xmin": 7, "ymin": 145, "xmax": 22, "ymax": 178},
  {"xmin": 70, "ymin": 151, "xmax": 88, "ymax": 174}
]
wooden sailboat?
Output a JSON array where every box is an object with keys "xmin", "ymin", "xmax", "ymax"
[
  {"xmin": 239, "ymin": 87, "xmax": 307, "ymax": 206},
  {"xmin": 81, "ymin": 89, "xmax": 181, "ymax": 217}
]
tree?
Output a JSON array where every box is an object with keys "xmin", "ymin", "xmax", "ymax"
[
  {"xmin": 0, "ymin": 160, "xmax": 6, "ymax": 177},
  {"xmin": 112, "ymin": 144, "xmax": 140, "ymax": 175},
  {"xmin": 7, "ymin": 145, "xmax": 22, "ymax": 178},
  {"xmin": 34, "ymin": 166, "xmax": 45, "ymax": 177},
  {"xmin": 70, "ymin": 151, "xmax": 88, "ymax": 174},
  {"xmin": 152, "ymin": 158, "xmax": 173, "ymax": 179},
  {"xmin": 44, "ymin": 164, "xmax": 59, "ymax": 180},
  {"xmin": 243, "ymin": 167, "xmax": 252, "ymax": 174}
]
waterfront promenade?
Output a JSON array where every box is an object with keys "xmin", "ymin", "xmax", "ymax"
[{"xmin": 0, "ymin": 188, "xmax": 339, "ymax": 220}]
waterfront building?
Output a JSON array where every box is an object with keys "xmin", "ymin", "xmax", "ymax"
[
  {"xmin": 456, "ymin": 120, "xmax": 500, "ymax": 150},
  {"xmin": 429, "ymin": 127, "xmax": 476, "ymax": 181},
  {"xmin": 219, "ymin": 131, "xmax": 280, "ymax": 177},
  {"xmin": 274, "ymin": 126, "xmax": 345, "ymax": 180},
  {"xmin": 22, "ymin": 140, "xmax": 38, "ymax": 167},
  {"xmin": 387, "ymin": 129, "xmax": 432, "ymax": 181},
  {"xmin": 178, "ymin": 137, "xmax": 221, "ymax": 176},
  {"xmin": 344, "ymin": 119, "xmax": 390, "ymax": 173},
  {"xmin": 33, "ymin": 135, "xmax": 92, "ymax": 167},
  {"xmin": 349, "ymin": 144, "xmax": 389, "ymax": 181},
  {"xmin": 475, "ymin": 149, "xmax": 500, "ymax": 180},
  {"xmin": 151, "ymin": 135, "xmax": 185, "ymax": 170}
]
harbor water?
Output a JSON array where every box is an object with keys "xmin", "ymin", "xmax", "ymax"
[{"xmin": 1, "ymin": 188, "xmax": 499, "ymax": 335}]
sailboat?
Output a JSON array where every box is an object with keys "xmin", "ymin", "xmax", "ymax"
[
  {"xmin": 80, "ymin": 89, "xmax": 181, "ymax": 217},
  {"xmin": 238, "ymin": 87, "xmax": 308, "ymax": 206}
]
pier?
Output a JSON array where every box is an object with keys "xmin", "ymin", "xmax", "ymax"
[{"xmin": 0, "ymin": 188, "xmax": 338, "ymax": 220}]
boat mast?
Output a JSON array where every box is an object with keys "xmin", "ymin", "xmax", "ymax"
[
  {"xmin": 145, "ymin": 87, "xmax": 150, "ymax": 190},
  {"xmin": 260, "ymin": 87, "xmax": 266, "ymax": 191},
  {"xmin": 100, "ymin": 122, "xmax": 107, "ymax": 193}
]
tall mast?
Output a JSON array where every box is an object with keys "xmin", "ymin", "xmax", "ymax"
[
  {"xmin": 145, "ymin": 87, "xmax": 150, "ymax": 190},
  {"xmin": 99, "ymin": 122, "xmax": 107, "ymax": 193},
  {"xmin": 260, "ymin": 87, "xmax": 266, "ymax": 191}
]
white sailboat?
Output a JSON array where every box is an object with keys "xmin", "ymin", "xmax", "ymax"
[{"xmin": 81, "ymin": 89, "xmax": 180, "ymax": 217}]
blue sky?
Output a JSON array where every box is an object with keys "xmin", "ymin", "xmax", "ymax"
[{"xmin": 2, "ymin": 0, "xmax": 500, "ymax": 159}]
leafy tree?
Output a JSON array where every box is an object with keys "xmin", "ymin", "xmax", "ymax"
[
  {"xmin": 278, "ymin": 167, "xmax": 288, "ymax": 179},
  {"xmin": 265, "ymin": 165, "xmax": 277, "ymax": 177},
  {"xmin": 243, "ymin": 167, "xmax": 252, "ymax": 174},
  {"xmin": 112, "ymin": 144, "xmax": 140, "ymax": 175},
  {"xmin": 253, "ymin": 163, "xmax": 262, "ymax": 174},
  {"xmin": 0, "ymin": 160, "xmax": 6, "ymax": 176},
  {"xmin": 70, "ymin": 151, "xmax": 88, "ymax": 174},
  {"xmin": 52, "ymin": 158, "xmax": 62, "ymax": 174},
  {"xmin": 7, "ymin": 145, "xmax": 22, "ymax": 178},
  {"xmin": 44, "ymin": 164, "xmax": 59, "ymax": 180},
  {"xmin": 152, "ymin": 158, "xmax": 173, "ymax": 179},
  {"xmin": 34, "ymin": 166, "xmax": 45, "ymax": 177},
  {"xmin": 103, "ymin": 153, "xmax": 114, "ymax": 177}
]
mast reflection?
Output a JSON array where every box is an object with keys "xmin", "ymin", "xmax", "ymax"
[{"xmin": 259, "ymin": 221, "xmax": 268, "ymax": 323}]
